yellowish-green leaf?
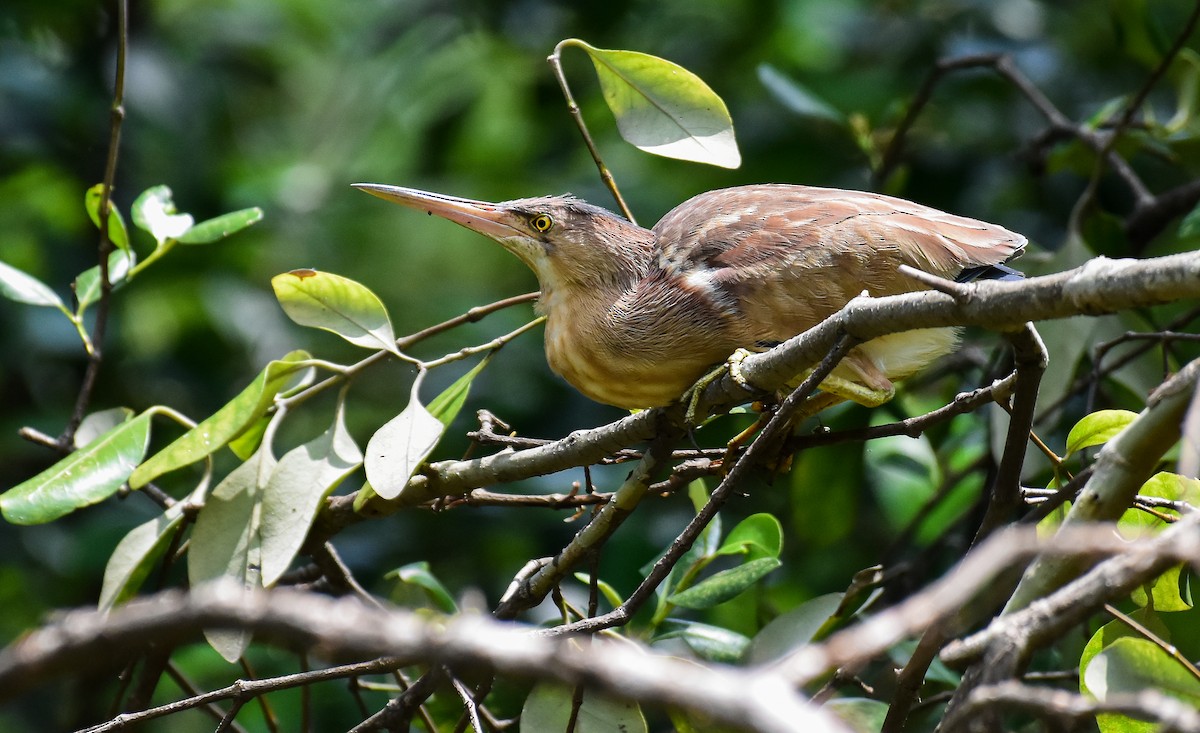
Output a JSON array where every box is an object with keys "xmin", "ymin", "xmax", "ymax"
[
  {"xmin": 75, "ymin": 407, "xmax": 136, "ymax": 449},
  {"xmin": 129, "ymin": 350, "xmax": 310, "ymax": 488},
  {"xmin": 1066, "ymin": 409, "xmax": 1138, "ymax": 457},
  {"xmin": 715, "ymin": 513, "xmax": 783, "ymax": 561},
  {"xmin": 427, "ymin": 355, "xmax": 492, "ymax": 427},
  {"xmin": 272, "ymin": 269, "xmax": 400, "ymax": 356},
  {"xmin": 1085, "ymin": 637, "xmax": 1200, "ymax": 722},
  {"xmin": 2, "ymin": 412, "xmax": 152, "ymax": 524},
  {"xmin": 568, "ymin": 39, "xmax": 740, "ymax": 168},
  {"xmin": 85, "ymin": 183, "xmax": 130, "ymax": 251},
  {"xmin": 388, "ymin": 561, "xmax": 457, "ymax": 614}
]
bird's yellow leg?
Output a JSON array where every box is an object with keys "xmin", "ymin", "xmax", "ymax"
[
  {"xmin": 802, "ymin": 372, "xmax": 895, "ymax": 408},
  {"xmin": 684, "ymin": 349, "xmax": 756, "ymax": 425}
]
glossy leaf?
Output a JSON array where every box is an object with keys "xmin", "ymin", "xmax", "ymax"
[
  {"xmin": 0, "ymin": 259, "xmax": 64, "ymax": 309},
  {"xmin": 388, "ymin": 561, "xmax": 457, "ymax": 614},
  {"xmin": 364, "ymin": 375, "xmax": 446, "ymax": 500},
  {"xmin": 667, "ymin": 557, "xmax": 781, "ymax": 610},
  {"xmin": 259, "ymin": 404, "xmax": 363, "ymax": 586},
  {"xmin": 427, "ymin": 355, "xmax": 493, "ymax": 427},
  {"xmin": 75, "ymin": 407, "xmax": 135, "ymax": 449},
  {"xmin": 272, "ymin": 269, "xmax": 400, "ymax": 356},
  {"xmin": 570, "ymin": 39, "xmax": 740, "ymax": 168},
  {"xmin": 99, "ymin": 497, "xmax": 190, "ymax": 610},
  {"xmin": 129, "ymin": 350, "xmax": 310, "ymax": 488},
  {"xmin": 1085, "ymin": 637, "xmax": 1200, "ymax": 710},
  {"xmin": 178, "ymin": 207, "xmax": 263, "ymax": 244},
  {"xmin": 74, "ymin": 249, "xmax": 134, "ymax": 311},
  {"xmin": 188, "ymin": 445, "xmax": 275, "ymax": 662},
  {"xmin": 656, "ymin": 619, "xmax": 750, "ymax": 663},
  {"xmin": 521, "ymin": 683, "xmax": 647, "ymax": 733},
  {"xmin": 715, "ymin": 513, "xmax": 783, "ymax": 561},
  {"xmin": 84, "ymin": 183, "xmax": 130, "ymax": 251},
  {"xmin": 745, "ymin": 592, "xmax": 843, "ymax": 664},
  {"xmin": 1, "ymin": 412, "xmax": 152, "ymax": 524},
  {"xmin": 131, "ymin": 185, "xmax": 194, "ymax": 245},
  {"xmin": 1080, "ymin": 609, "xmax": 1174, "ymax": 700},
  {"xmin": 1065, "ymin": 409, "xmax": 1138, "ymax": 457}
]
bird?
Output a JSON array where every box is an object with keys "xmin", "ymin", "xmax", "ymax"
[{"xmin": 354, "ymin": 183, "xmax": 1026, "ymax": 412}]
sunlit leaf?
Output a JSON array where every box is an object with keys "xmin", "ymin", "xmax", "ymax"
[
  {"xmin": 1085, "ymin": 637, "xmax": 1200, "ymax": 719},
  {"xmin": 388, "ymin": 561, "xmax": 457, "ymax": 614},
  {"xmin": 0, "ymin": 259, "xmax": 64, "ymax": 309},
  {"xmin": 667, "ymin": 557, "xmax": 781, "ymax": 610},
  {"xmin": 426, "ymin": 355, "xmax": 493, "ymax": 427},
  {"xmin": 364, "ymin": 375, "xmax": 446, "ymax": 500},
  {"xmin": 131, "ymin": 185, "xmax": 194, "ymax": 245},
  {"xmin": 656, "ymin": 619, "xmax": 750, "ymax": 663},
  {"xmin": 189, "ymin": 445, "xmax": 275, "ymax": 662},
  {"xmin": 1, "ymin": 412, "xmax": 152, "ymax": 524},
  {"xmin": 259, "ymin": 403, "xmax": 363, "ymax": 586},
  {"xmin": 521, "ymin": 683, "xmax": 647, "ymax": 733},
  {"xmin": 74, "ymin": 249, "xmax": 134, "ymax": 311},
  {"xmin": 715, "ymin": 513, "xmax": 783, "ymax": 561},
  {"xmin": 75, "ymin": 407, "xmax": 135, "ymax": 449},
  {"xmin": 745, "ymin": 592, "xmax": 843, "ymax": 664},
  {"xmin": 129, "ymin": 350, "xmax": 310, "ymax": 488},
  {"xmin": 178, "ymin": 207, "xmax": 263, "ymax": 244},
  {"xmin": 1066, "ymin": 409, "xmax": 1139, "ymax": 457},
  {"xmin": 85, "ymin": 183, "xmax": 130, "ymax": 252},
  {"xmin": 569, "ymin": 39, "xmax": 740, "ymax": 168},
  {"xmin": 272, "ymin": 269, "xmax": 400, "ymax": 356},
  {"xmin": 1080, "ymin": 609, "xmax": 1174, "ymax": 701}
]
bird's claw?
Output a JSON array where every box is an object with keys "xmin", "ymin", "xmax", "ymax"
[{"xmin": 684, "ymin": 348, "xmax": 757, "ymax": 425}]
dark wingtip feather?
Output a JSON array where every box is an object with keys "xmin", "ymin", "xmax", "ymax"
[{"xmin": 956, "ymin": 262, "xmax": 1024, "ymax": 283}]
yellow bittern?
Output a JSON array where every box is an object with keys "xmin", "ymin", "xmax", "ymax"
[{"xmin": 354, "ymin": 183, "xmax": 1025, "ymax": 411}]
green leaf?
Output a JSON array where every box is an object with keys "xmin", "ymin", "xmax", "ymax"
[
  {"xmin": 656, "ymin": 620, "xmax": 750, "ymax": 663},
  {"xmin": 863, "ymin": 430, "xmax": 940, "ymax": 536},
  {"xmin": 686, "ymin": 479, "xmax": 722, "ymax": 557},
  {"xmin": 131, "ymin": 185, "xmax": 195, "ymax": 245},
  {"xmin": 1080, "ymin": 609, "xmax": 1174, "ymax": 699},
  {"xmin": 1084, "ymin": 637, "xmax": 1200, "ymax": 712},
  {"xmin": 0, "ymin": 259, "xmax": 64, "ymax": 309},
  {"xmin": 573, "ymin": 572, "xmax": 625, "ymax": 609},
  {"xmin": 178, "ymin": 207, "xmax": 263, "ymax": 244},
  {"xmin": 1, "ymin": 412, "xmax": 152, "ymax": 524},
  {"xmin": 99, "ymin": 497, "xmax": 190, "ymax": 610},
  {"xmin": 129, "ymin": 350, "xmax": 310, "ymax": 488},
  {"xmin": 387, "ymin": 561, "xmax": 458, "ymax": 614},
  {"xmin": 757, "ymin": 64, "xmax": 845, "ymax": 123},
  {"xmin": 520, "ymin": 683, "xmax": 647, "ymax": 733},
  {"xmin": 824, "ymin": 698, "xmax": 889, "ymax": 733},
  {"xmin": 745, "ymin": 593, "xmax": 843, "ymax": 665},
  {"xmin": 364, "ymin": 375, "xmax": 447, "ymax": 500},
  {"xmin": 1065, "ymin": 409, "xmax": 1139, "ymax": 457},
  {"xmin": 427, "ymin": 356, "xmax": 493, "ymax": 427},
  {"xmin": 259, "ymin": 403, "xmax": 363, "ymax": 586},
  {"xmin": 715, "ymin": 513, "xmax": 783, "ymax": 561},
  {"xmin": 75, "ymin": 407, "xmax": 135, "ymax": 449},
  {"xmin": 74, "ymin": 249, "xmax": 134, "ymax": 311},
  {"xmin": 667, "ymin": 556, "xmax": 781, "ymax": 610},
  {"xmin": 188, "ymin": 445, "xmax": 275, "ymax": 662},
  {"xmin": 272, "ymin": 269, "xmax": 400, "ymax": 356},
  {"xmin": 569, "ymin": 39, "xmax": 740, "ymax": 168},
  {"xmin": 85, "ymin": 183, "xmax": 130, "ymax": 251}
]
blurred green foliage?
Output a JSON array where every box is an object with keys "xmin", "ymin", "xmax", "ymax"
[{"xmin": 4, "ymin": 0, "xmax": 1200, "ymax": 730}]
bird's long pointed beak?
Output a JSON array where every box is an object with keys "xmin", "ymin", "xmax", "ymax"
[{"xmin": 352, "ymin": 183, "xmax": 522, "ymax": 240}]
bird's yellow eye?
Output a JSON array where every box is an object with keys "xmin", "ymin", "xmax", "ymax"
[{"xmin": 530, "ymin": 214, "xmax": 553, "ymax": 233}]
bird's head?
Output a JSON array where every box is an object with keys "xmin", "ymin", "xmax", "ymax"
[{"xmin": 354, "ymin": 184, "xmax": 654, "ymax": 293}]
